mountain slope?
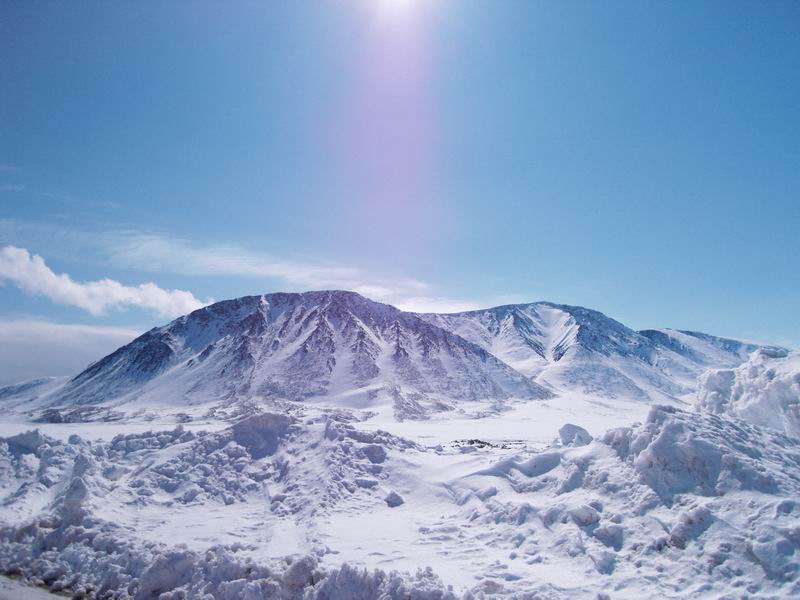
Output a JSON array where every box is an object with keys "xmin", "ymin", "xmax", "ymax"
[
  {"xmin": 1, "ymin": 292, "xmax": 782, "ymax": 419},
  {"xmin": 421, "ymin": 303, "xmax": 779, "ymax": 402},
  {"xmin": 53, "ymin": 291, "xmax": 551, "ymax": 418}
]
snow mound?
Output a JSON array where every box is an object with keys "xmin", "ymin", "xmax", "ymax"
[
  {"xmin": 0, "ymin": 418, "xmax": 454, "ymax": 599},
  {"xmin": 622, "ymin": 405, "xmax": 799, "ymax": 499},
  {"xmin": 1, "ymin": 405, "xmax": 799, "ymax": 598},
  {"xmin": 447, "ymin": 405, "xmax": 800, "ymax": 596},
  {"xmin": 697, "ymin": 348, "xmax": 800, "ymax": 437},
  {"xmin": 558, "ymin": 423, "xmax": 592, "ymax": 447},
  {"xmin": 231, "ymin": 412, "xmax": 293, "ymax": 459},
  {"xmin": 0, "ymin": 524, "xmax": 456, "ymax": 600}
]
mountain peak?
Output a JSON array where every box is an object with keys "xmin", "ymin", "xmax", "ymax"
[
  {"xmin": 55, "ymin": 290, "xmax": 551, "ymax": 418},
  {"xmin": 9, "ymin": 290, "xmax": 781, "ymax": 420}
]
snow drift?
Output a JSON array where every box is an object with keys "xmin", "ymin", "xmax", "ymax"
[
  {"xmin": 697, "ymin": 348, "xmax": 800, "ymax": 437},
  {"xmin": 1, "ymin": 404, "xmax": 798, "ymax": 598}
]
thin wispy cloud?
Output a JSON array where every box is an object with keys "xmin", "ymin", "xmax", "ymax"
[
  {"xmin": 0, "ymin": 245, "xmax": 210, "ymax": 317},
  {"xmin": 106, "ymin": 232, "xmax": 481, "ymax": 312},
  {"xmin": 0, "ymin": 183, "xmax": 26, "ymax": 192},
  {"xmin": 0, "ymin": 220, "xmax": 488, "ymax": 313}
]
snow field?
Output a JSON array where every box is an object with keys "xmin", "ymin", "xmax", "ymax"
[{"xmin": 0, "ymin": 401, "xmax": 798, "ymax": 598}]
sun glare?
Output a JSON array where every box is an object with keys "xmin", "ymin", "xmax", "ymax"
[
  {"xmin": 383, "ymin": 0, "xmax": 414, "ymax": 11},
  {"xmin": 378, "ymin": 0, "xmax": 420, "ymax": 20}
]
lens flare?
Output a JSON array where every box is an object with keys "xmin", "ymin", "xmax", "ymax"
[
  {"xmin": 377, "ymin": 0, "xmax": 423, "ymax": 22},
  {"xmin": 382, "ymin": 0, "xmax": 415, "ymax": 13},
  {"xmin": 325, "ymin": 0, "xmax": 442, "ymax": 252}
]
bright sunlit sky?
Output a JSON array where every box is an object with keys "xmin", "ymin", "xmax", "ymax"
[{"xmin": 1, "ymin": 1, "xmax": 799, "ymax": 382}]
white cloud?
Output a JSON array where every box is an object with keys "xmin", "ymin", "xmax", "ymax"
[
  {"xmin": 0, "ymin": 246, "xmax": 210, "ymax": 317},
  {"xmin": 105, "ymin": 232, "xmax": 478, "ymax": 313},
  {"xmin": 0, "ymin": 319, "xmax": 140, "ymax": 385},
  {"xmin": 0, "ymin": 221, "xmax": 490, "ymax": 314},
  {"xmin": 108, "ymin": 233, "xmax": 366, "ymax": 288}
]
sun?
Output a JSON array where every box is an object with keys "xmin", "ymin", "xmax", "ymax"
[
  {"xmin": 378, "ymin": 0, "xmax": 419, "ymax": 18},
  {"xmin": 383, "ymin": 0, "xmax": 414, "ymax": 9}
]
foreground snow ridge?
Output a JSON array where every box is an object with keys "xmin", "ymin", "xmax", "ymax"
[{"xmin": 1, "ymin": 405, "xmax": 798, "ymax": 598}]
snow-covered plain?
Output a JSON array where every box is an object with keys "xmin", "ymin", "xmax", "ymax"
[{"xmin": 0, "ymin": 292, "xmax": 797, "ymax": 598}]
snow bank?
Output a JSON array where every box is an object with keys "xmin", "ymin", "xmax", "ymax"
[
  {"xmin": 1, "ymin": 405, "xmax": 799, "ymax": 598},
  {"xmin": 0, "ymin": 522, "xmax": 457, "ymax": 600},
  {"xmin": 0, "ymin": 419, "xmax": 454, "ymax": 600},
  {"xmin": 697, "ymin": 349, "xmax": 800, "ymax": 437},
  {"xmin": 451, "ymin": 405, "xmax": 800, "ymax": 596}
]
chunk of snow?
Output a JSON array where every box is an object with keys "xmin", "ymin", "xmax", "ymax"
[
  {"xmin": 231, "ymin": 412, "xmax": 292, "ymax": 459},
  {"xmin": 361, "ymin": 444, "xmax": 387, "ymax": 464},
  {"xmin": 697, "ymin": 349, "xmax": 800, "ymax": 437},
  {"xmin": 4, "ymin": 429, "xmax": 47, "ymax": 454},
  {"xmin": 558, "ymin": 423, "xmax": 593, "ymax": 447},
  {"xmin": 569, "ymin": 504, "xmax": 600, "ymax": 527}
]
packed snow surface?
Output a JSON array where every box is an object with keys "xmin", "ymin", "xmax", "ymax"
[
  {"xmin": 1, "ymin": 400, "xmax": 799, "ymax": 598},
  {"xmin": 697, "ymin": 348, "xmax": 800, "ymax": 437},
  {"xmin": 0, "ymin": 291, "xmax": 796, "ymax": 598}
]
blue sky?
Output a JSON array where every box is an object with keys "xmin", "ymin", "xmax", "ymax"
[{"xmin": 1, "ymin": 1, "xmax": 798, "ymax": 382}]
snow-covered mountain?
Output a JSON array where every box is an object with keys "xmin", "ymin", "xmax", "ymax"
[
  {"xmin": 1, "ymin": 292, "xmax": 782, "ymax": 420},
  {"xmin": 0, "ymin": 291, "xmax": 797, "ymax": 599},
  {"xmin": 422, "ymin": 302, "xmax": 778, "ymax": 401},
  {"xmin": 54, "ymin": 291, "xmax": 550, "ymax": 418}
]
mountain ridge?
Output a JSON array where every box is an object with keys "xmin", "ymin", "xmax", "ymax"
[{"xmin": 0, "ymin": 290, "xmax": 785, "ymax": 419}]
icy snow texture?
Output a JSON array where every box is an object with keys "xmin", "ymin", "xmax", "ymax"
[
  {"xmin": 697, "ymin": 348, "xmax": 800, "ymax": 437},
  {"xmin": 1, "ymin": 405, "xmax": 799, "ymax": 598}
]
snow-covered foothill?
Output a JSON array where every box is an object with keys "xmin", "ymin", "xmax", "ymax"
[{"xmin": 423, "ymin": 303, "xmax": 780, "ymax": 402}]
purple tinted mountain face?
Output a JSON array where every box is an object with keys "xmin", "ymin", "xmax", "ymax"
[
  {"xmin": 35, "ymin": 291, "xmax": 782, "ymax": 413},
  {"xmin": 59, "ymin": 291, "xmax": 551, "ymax": 413}
]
